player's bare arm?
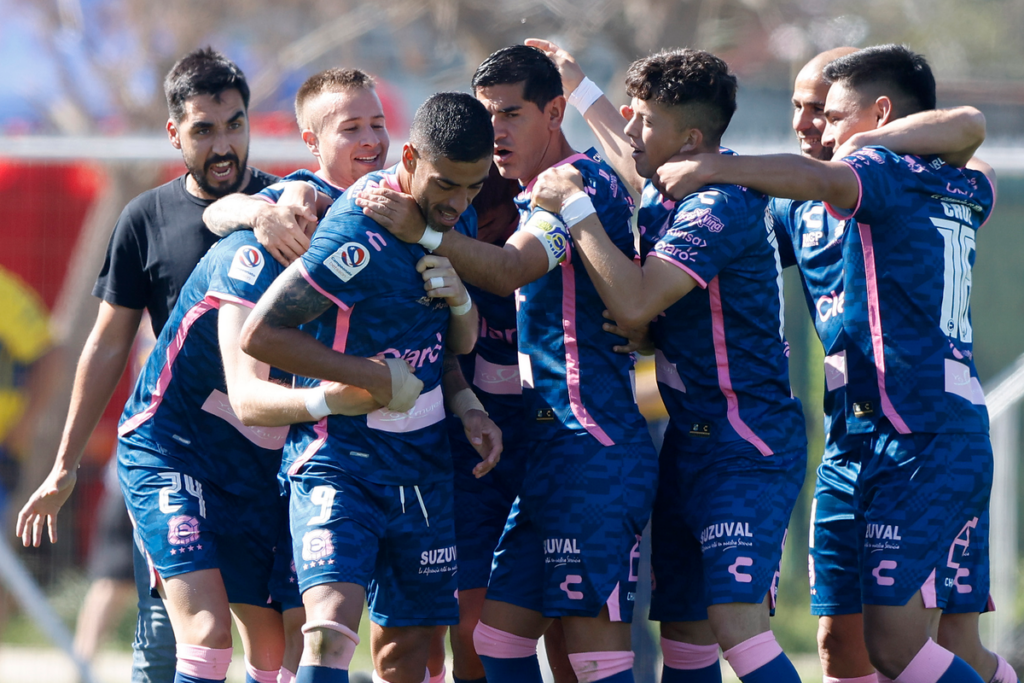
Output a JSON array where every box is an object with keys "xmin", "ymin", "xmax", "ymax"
[
  {"xmin": 652, "ymin": 152, "xmax": 861, "ymax": 210},
  {"xmin": 526, "ymin": 38, "xmax": 645, "ymax": 194},
  {"xmin": 240, "ymin": 264, "xmax": 399, "ymax": 407},
  {"xmin": 355, "ymin": 185, "xmax": 550, "ymax": 297},
  {"xmin": 17, "ymin": 302, "xmax": 143, "ymax": 547},
  {"xmin": 204, "ymin": 189, "xmax": 316, "ymax": 266},
  {"xmin": 442, "ymin": 351, "xmax": 502, "ymax": 478},
  {"xmin": 417, "ymin": 254, "xmax": 478, "ymax": 354},
  {"xmin": 832, "ymin": 106, "xmax": 986, "ymax": 168},
  {"xmin": 532, "ymin": 165, "xmax": 698, "ymax": 330},
  {"xmin": 219, "ymin": 302, "xmax": 381, "ymax": 427}
]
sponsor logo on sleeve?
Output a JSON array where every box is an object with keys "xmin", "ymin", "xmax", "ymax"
[
  {"xmin": 228, "ymin": 246, "xmax": 265, "ymax": 285},
  {"xmin": 324, "ymin": 242, "xmax": 370, "ymax": 282}
]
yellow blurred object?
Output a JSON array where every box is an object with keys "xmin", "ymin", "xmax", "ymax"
[
  {"xmin": 635, "ymin": 355, "xmax": 668, "ymax": 421},
  {"xmin": 0, "ymin": 267, "xmax": 53, "ymax": 445}
]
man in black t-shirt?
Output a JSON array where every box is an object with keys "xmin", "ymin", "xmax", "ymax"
[{"xmin": 17, "ymin": 48, "xmax": 285, "ymax": 683}]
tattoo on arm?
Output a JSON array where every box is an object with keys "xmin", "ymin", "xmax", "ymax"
[
  {"xmin": 443, "ymin": 350, "xmax": 462, "ymax": 376},
  {"xmin": 256, "ymin": 266, "xmax": 333, "ymax": 330}
]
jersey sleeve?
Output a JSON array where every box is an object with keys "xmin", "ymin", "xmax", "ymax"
[
  {"xmin": 580, "ymin": 159, "xmax": 635, "ymax": 255},
  {"xmin": 767, "ymin": 199, "xmax": 797, "ymax": 269},
  {"xmin": 255, "ymin": 182, "xmax": 288, "ymax": 204},
  {"xmin": 0, "ymin": 270, "xmax": 52, "ymax": 363},
  {"xmin": 650, "ymin": 189, "xmax": 748, "ymax": 288},
  {"xmin": 92, "ymin": 201, "xmax": 152, "ymax": 310},
  {"xmin": 207, "ymin": 239, "xmax": 284, "ymax": 308},
  {"xmin": 826, "ymin": 146, "xmax": 905, "ymax": 225},
  {"xmin": 297, "ymin": 213, "xmax": 387, "ymax": 310}
]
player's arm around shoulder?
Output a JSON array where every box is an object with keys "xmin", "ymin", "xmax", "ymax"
[{"xmin": 204, "ymin": 186, "xmax": 316, "ymax": 266}]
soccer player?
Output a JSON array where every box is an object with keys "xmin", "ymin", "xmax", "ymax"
[
  {"xmin": 527, "ymin": 45, "xmax": 808, "ymax": 683},
  {"xmin": 641, "ymin": 44, "xmax": 1013, "ymax": 683},
  {"xmin": 204, "ymin": 67, "xmax": 390, "ymax": 262},
  {"xmin": 239, "ymin": 92, "xmax": 491, "ymax": 683},
  {"xmin": 355, "ymin": 45, "xmax": 658, "ymax": 683},
  {"xmin": 16, "ymin": 47, "xmax": 283, "ymax": 683}
]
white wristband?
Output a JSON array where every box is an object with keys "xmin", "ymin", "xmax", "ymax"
[
  {"xmin": 567, "ymin": 77, "xmax": 603, "ymax": 115},
  {"xmin": 449, "ymin": 293, "xmax": 473, "ymax": 316},
  {"xmin": 560, "ymin": 191, "xmax": 596, "ymax": 228},
  {"xmin": 304, "ymin": 385, "xmax": 332, "ymax": 420},
  {"xmin": 418, "ymin": 227, "xmax": 443, "ymax": 252},
  {"xmin": 450, "ymin": 388, "xmax": 487, "ymax": 419}
]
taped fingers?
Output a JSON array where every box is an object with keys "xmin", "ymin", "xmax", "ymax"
[{"xmin": 384, "ymin": 358, "xmax": 424, "ymax": 413}]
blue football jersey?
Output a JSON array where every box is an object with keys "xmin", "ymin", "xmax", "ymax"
[
  {"xmin": 258, "ymin": 168, "xmax": 347, "ymax": 204},
  {"xmin": 118, "ymin": 231, "xmax": 289, "ymax": 497},
  {"xmin": 513, "ymin": 149, "xmax": 648, "ymax": 445},
  {"xmin": 284, "ymin": 166, "xmax": 477, "ymax": 485},
  {"xmin": 829, "ymin": 147, "xmax": 995, "ymax": 434},
  {"xmin": 459, "ymin": 282, "xmax": 521, "ymax": 416},
  {"xmin": 643, "ymin": 158, "xmax": 806, "ymax": 456}
]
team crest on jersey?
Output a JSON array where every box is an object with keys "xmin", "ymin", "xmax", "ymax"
[
  {"xmin": 324, "ymin": 242, "xmax": 370, "ymax": 282},
  {"xmin": 228, "ymin": 246, "xmax": 265, "ymax": 285},
  {"xmin": 301, "ymin": 529, "xmax": 335, "ymax": 562},
  {"xmin": 167, "ymin": 515, "xmax": 201, "ymax": 545}
]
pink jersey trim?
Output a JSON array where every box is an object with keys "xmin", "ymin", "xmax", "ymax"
[
  {"xmin": 521, "ymin": 153, "xmax": 591, "ymax": 196},
  {"xmin": 333, "ymin": 306, "xmax": 352, "ymax": 353},
  {"xmin": 707, "ymin": 277, "xmax": 773, "ymax": 456},
  {"xmin": 298, "ymin": 260, "xmax": 351, "ymax": 311},
  {"xmin": 207, "ymin": 291, "xmax": 256, "ymax": 309},
  {"xmin": 605, "ymin": 582, "xmax": 621, "ymax": 622},
  {"xmin": 255, "ymin": 194, "xmax": 275, "ymax": 204},
  {"xmin": 824, "ymin": 159, "xmax": 864, "ymax": 220},
  {"xmin": 473, "ymin": 356, "xmax": 522, "ymax": 395},
  {"xmin": 366, "ymin": 385, "xmax": 445, "ymax": 433},
  {"xmin": 979, "ymin": 171, "xmax": 997, "ymax": 228},
  {"xmin": 651, "ymin": 251, "xmax": 708, "ymax": 289},
  {"xmin": 857, "ymin": 223, "xmax": 911, "ymax": 434},
  {"xmin": 199, "ymin": 389, "xmax": 289, "ymax": 450},
  {"xmin": 288, "ymin": 418, "xmax": 328, "ymax": 476},
  {"xmin": 561, "ymin": 261, "xmax": 614, "ymax": 447},
  {"xmin": 118, "ymin": 296, "xmax": 220, "ymax": 436},
  {"xmin": 921, "ymin": 568, "xmax": 938, "ymax": 609}
]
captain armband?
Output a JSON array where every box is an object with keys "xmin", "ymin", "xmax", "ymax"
[{"xmin": 523, "ymin": 209, "xmax": 569, "ymax": 273}]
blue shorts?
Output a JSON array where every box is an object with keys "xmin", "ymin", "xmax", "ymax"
[
  {"xmin": 117, "ymin": 437, "xmax": 283, "ymax": 607},
  {"xmin": 450, "ymin": 416, "xmax": 528, "ymax": 591},
  {"xmin": 288, "ymin": 464, "xmax": 459, "ymax": 627},
  {"xmin": 809, "ymin": 431, "xmax": 869, "ymax": 616},
  {"xmin": 650, "ymin": 430, "xmax": 806, "ymax": 623},
  {"xmin": 485, "ymin": 429, "xmax": 658, "ymax": 622},
  {"xmin": 858, "ymin": 426, "xmax": 992, "ymax": 609},
  {"xmin": 268, "ymin": 492, "xmax": 303, "ymax": 612}
]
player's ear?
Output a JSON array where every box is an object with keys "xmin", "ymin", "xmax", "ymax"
[
  {"xmin": 167, "ymin": 119, "xmax": 182, "ymax": 150},
  {"xmin": 301, "ymin": 129, "xmax": 319, "ymax": 157},
  {"xmin": 677, "ymin": 127, "xmax": 703, "ymax": 154},
  {"xmin": 874, "ymin": 96, "xmax": 895, "ymax": 128},
  {"xmin": 546, "ymin": 95, "xmax": 567, "ymax": 131},
  {"xmin": 402, "ymin": 143, "xmax": 418, "ymax": 173}
]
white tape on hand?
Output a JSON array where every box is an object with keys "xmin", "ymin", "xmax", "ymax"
[
  {"xmin": 304, "ymin": 385, "xmax": 332, "ymax": 420},
  {"xmin": 560, "ymin": 191, "xmax": 596, "ymax": 228},
  {"xmin": 429, "ymin": 276, "xmax": 445, "ymax": 290},
  {"xmin": 449, "ymin": 293, "xmax": 473, "ymax": 316},
  {"xmin": 385, "ymin": 358, "xmax": 423, "ymax": 413},
  {"xmin": 450, "ymin": 388, "xmax": 487, "ymax": 419},
  {"xmin": 418, "ymin": 227, "xmax": 443, "ymax": 252},
  {"xmin": 567, "ymin": 77, "xmax": 604, "ymax": 115}
]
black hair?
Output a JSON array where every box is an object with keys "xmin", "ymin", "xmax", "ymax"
[
  {"xmin": 625, "ymin": 49, "xmax": 737, "ymax": 145},
  {"xmin": 471, "ymin": 45, "xmax": 563, "ymax": 110},
  {"xmin": 409, "ymin": 92, "xmax": 494, "ymax": 163},
  {"xmin": 164, "ymin": 47, "xmax": 250, "ymax": 123},
  {"xmin": 823, "ymin": 44, "xmax": 936, "ymax": 116}
]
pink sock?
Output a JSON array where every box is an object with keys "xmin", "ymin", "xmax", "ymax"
[
  {"xmin": 824, "ymin": 675, "xmax": 879, "ymax": 683},
  {"xmin": 993, "ymin": 655, "xmax": 1019, "ymax": 683},
  {"xmin": 473, "ymin": 622, "xmax": 539, "ymax": 659},
  {"xmin": 372, "ymin": 670, "xmax": 430, "ymax": 683},
  {"xmin": 429, "ymin": 665, "xmax": 447, "ymax": 683},
  {"xmin": 301, "ymin": 620, "xmax": 360, "ymax": 670},
  {"xmin": 661, "ymin": 638, "xmax": 719, "ymax": 670},
  {"xmin": 568, "ymin": 651, "xmax": 635, "ymax": 682},
  {"xmin": 277, "ymin": 668, "xmax": 297, "ymax": 683},
  {"xmin": 722, "ymin": 632, "xmax": 783, "ymax": 678},
  {"xmin": 245, "ymin": 660, "xmax": 279, "ymax": 683},
  {"xmin": 894, "ymin": 639, "xmax": 952, "ymax": 683},
  {"xmin": 176, "ymin": 644, "xmax": 233, "ymax": 680}
]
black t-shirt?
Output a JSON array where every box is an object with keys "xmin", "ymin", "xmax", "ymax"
[{"xmin": 93, "ymin": 169, "xmax": 278, "ymax": 336}]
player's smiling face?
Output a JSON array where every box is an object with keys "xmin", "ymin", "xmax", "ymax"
[
  {"xmin": 406, "ymin": 149, "xmax": 491, "ymax": 231},
  {"xmin": 792, "ymin": 73, "xmax": 831, "ymax": 160},
  {"xmin": 822, "ymin": 81, "xmax": 882, "ymax": 150},
  {"xmin": 305, "ymin": 87, "xmax": 389, "ymax": 190},
  {"xmin": 476, "ymin": 82, "xmax": 560, "ymax": 184},
  {"xmin": 168, "ymin": 89, "xmax": 250, "ymax": 199},
  {"xmin": 623, "ymin": 97, "xmax": 689, "ymax": 179}
]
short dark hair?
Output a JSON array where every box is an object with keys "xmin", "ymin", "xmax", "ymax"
[
  {"xmin": 625, "ymin": 49, "xmax": 737, "ymax": 144},
  {"xmin": 295, "ymin": 68, "xmax": 376, "ymax": 131},
  {"xmin": 823, "ymin": 44, "xmax": 936, "ymax": 116},
  {"xmin": 409, "ymin": 92, "xmax": 494, "ymax": 163},
  {"xmin": 164, "ymin": 47, "xmax": 250, "ymax": 123},
  {"xmin": 471, "ymin": 45, "xmax": 563, "ymax": 110}
]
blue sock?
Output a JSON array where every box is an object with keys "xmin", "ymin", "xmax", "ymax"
[
  {"xmin": 937, "ymin": 655, "xmax": 986, "ymax": 683},
  {"xmin": 174, "ymin": 673, "xmax": 224, "ymax": 683},
  {"xmin": 478, "ymin": 654, "xmax": 543, "ymax": 683},
  {"xmin": 662, "ymin": 661, "xmax": 723, "ymax": 683},
  {"xmin": 737, "ymin": 653, "xmax": 800, "ymax": 683},
  {"xmin": 594, "ymin": 671, "xmax": 634, "ymax": 682},
  {"xmin": 295, "ymin": 665, "xmax": 350, "ymax": 682},
  {"xmin": 452, "ymin": 677, "xmax": 487, "ymax": 683}
]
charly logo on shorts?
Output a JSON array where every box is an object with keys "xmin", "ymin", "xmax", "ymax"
[
  {"xmin": 167, "ymin": 515, "xmax": 201, "ymax": 545},
  {"xmin": 301, "ymin": 529, "xmax": 335, "ymax": 563}
]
